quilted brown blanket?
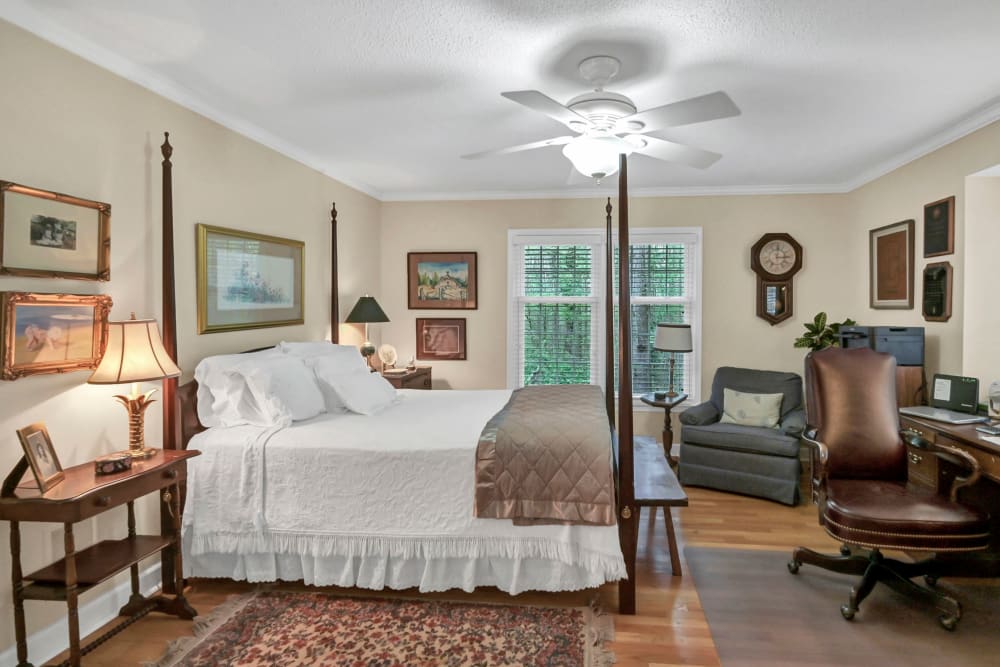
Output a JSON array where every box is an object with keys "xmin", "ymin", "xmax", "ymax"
[{"xmin": 474, "ymin": 385, "xmax": 616, "ymax": 526}]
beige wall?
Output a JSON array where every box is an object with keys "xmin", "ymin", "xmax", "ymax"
[
  {"xmin": 0, "ymin": 20, "xmax": 379, "ymax": 652},
  {"xmin": 963, "ymin": 175, "xmax": 1000, "ymax": 396}
]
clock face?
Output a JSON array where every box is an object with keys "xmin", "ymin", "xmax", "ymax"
[{"xmin": 758, "ymin": 239, "xmax": 797, "ymax": 276}]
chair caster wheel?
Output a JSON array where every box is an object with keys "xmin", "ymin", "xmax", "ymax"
[
  {"xmin": 840, "ymin": 544, "xmax": 851, "ymax": 556},
  {"xmin": 924, "ymin": 575, "xmax": 938, "ymax": 587},
  {"xmin": 787, "ymin": 560, "xmax": 800, "ymax": 574},
  {"xmin": 840, "ymin": 604, "xmax": 856, "ymax": 620},
  {"xmin": 939, "ymin": 615, "xmax": 958, "ymax": 631}
]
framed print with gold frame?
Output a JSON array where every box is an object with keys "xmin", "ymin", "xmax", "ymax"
[
  {"xmin": 16, "ymin": 422, "xmax": 64, "ymax": 492},
  {"xmin": 869, "ymin": 220, "xmax": 914, "ymax": 309},
  {"xmin": 0, "ymin": 181, "xmax": 111, "ymax": 281},
  {"xmin": 1, "ymin": 292, "xmax": 112, "ymax": 380},
  {"xmin": 196, "ymin": 224, "xmax": 304, "ymax": 334}
]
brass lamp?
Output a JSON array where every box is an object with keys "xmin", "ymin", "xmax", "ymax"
[
  {"xmin": 344, "ymin": 295, "xmax": 389, "ymax": 368},
  {"xmin": 654, "ymin": 323, "xmax": 692, "ymax": 398},
  {"xmin": 87, "ymin": 314, "xmax": 181, "ymax": 459}
]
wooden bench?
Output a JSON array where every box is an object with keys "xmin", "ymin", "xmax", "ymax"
[{"xmin": 634, "ymin": 436, "xmax": 689, "ymax": 575}]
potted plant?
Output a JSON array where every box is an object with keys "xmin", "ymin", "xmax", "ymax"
[{"xmin": 793, "ymin": 312, "xmax": 857, "ymax": 351}]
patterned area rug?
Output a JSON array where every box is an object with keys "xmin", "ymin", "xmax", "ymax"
[{"xmin": 150, "ymin": 591, "xmax": 614, "ymax": 667}]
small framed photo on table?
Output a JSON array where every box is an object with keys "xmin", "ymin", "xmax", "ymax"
[{"xmin": 16, "ymin": 422, "xmax": 64, "ymax": 492}]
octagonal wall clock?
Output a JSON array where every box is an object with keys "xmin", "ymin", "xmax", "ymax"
[{"xmin": 750, "ymin": 233, "xmax": 803, "ymax": 325}]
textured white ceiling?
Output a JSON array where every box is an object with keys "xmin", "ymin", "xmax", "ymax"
[{"xmin": 4, "ymin": 0, "xmax": 1000, "ymax": 200}]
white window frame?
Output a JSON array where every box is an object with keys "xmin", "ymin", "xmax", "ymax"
[{"xmin": 507, "ymin": 227, "xmax": 702, "ymax": 405}]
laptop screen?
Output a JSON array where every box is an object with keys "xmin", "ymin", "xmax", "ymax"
[{"xmin": 931, "ymin": 374, "xmax": 979, "ymax": 413}]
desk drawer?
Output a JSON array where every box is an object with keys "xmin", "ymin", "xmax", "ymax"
[
  {"xmin": 938, "ymin": 434, "xmax": 1000, "ymax": 484},
  {"xmin": 905, "ymin": 443, "xmax": 938, "ymax": 490},
  {"xmin": 900, "ymin": 418, "xmax": 935, "ymax": 443}
]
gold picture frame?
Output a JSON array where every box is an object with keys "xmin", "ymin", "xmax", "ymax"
[
  {"xmin": 196, "ymin": 224, "xmax": 304, "ymax": 334},
  {"xmin": 16, "ymin": 422, "xmax": 64, "ymax": 493},
  {"xmin": 869, "ymin": 220, "xmax": 914, "ymax": 309},
  {"xmin": 0, "ymin": 292, "xmax": 112, "ymax": 380},
  {"xmin": 0, "ymin": 181, "xmax": 111, "ymax": 281}
]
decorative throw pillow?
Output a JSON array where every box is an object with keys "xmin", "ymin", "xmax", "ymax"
[
  {"xmin": 719, "ymin": 388, "xmax": 784, "ymax": 428},
  {"xmin": 229, "ymin": 356, "xmax": 326, "ymax": 425},
  {"xmin": 279, "ymin": 341, "xmax": 368, "ymax": 372},
  {"xmin": 315, "ymin": 368, "xmax": 399, "ymax": 416},
  {"xmin": 193, "ymin": 348, "xmax": 283, "ymax": 427}
]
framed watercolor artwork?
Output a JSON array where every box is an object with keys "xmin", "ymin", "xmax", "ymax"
[
  {"xmin": 196, "ymin": 224, "xmax": 304, "ymax": 333},
  {"xmin": 16, "ymin": 422, "xmax": 64, "ymax": 492},
  {"xmin": 869, "ymin": 219, "xmax": 914, "ymax": 309},
  {"xmin": 416, "ymin": 318, "xmax": 467, "ymax": 360},
  {"xmin": 0, "ymin": 292, "xmax": 112, "ymax": 380},
  {"xmin": 408, "ymin": 252, "xmax": 477, "ymax": 309},
  {"xmin": 0, "ymin": 181, "xmax": 111, "ymax": 281}
]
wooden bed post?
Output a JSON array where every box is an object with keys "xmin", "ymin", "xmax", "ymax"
[
  {"xmin": 160, "ymin": 132, "xmax": 179, "ymax": 595},
  {"xmin": 616, "ymin": 154, "xmax": 638, "ymax": 615},
  {"xmin": 604, "ymin": 197, "xmax": 615, "ymax": 428},
  {"xmin": 330, "ymin": 202, "xmax": 339, "ymax": 343}
]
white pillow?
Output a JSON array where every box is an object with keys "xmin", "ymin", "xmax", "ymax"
[
  {"xmin": 719, "ymin": 388, "xmax": 784, "ymax": 428},
  {"xmin": 194, "ymin": 348, "xmax": 283, "ymax": 427},
  {"xmin": 306, "ymin": 356, "xmax": 354, "ymax": 413},
  {"xmin": 229, "ymin": 356, "xmax": 326, "ymax": 424},
  {"xmin": 314, "ymin": 367, "xmax": 398, "ymax": 416},
  {"xmin": 279, "ymin": 341, "xmax": 367, "ymax": 372}
]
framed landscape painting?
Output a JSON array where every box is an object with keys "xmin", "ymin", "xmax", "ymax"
[
  {"xmin": 0, "ymin": 292, "xmax": 113, "ymax": 380},
  {"xmin": 0, "ymin": 181, "xmax": 111, "ymax": 281},
  {"xmin": 197, "ymin": 224, "xmax": 304, "ymax": 333},
  {"xmin": 408, "ymin": 252, "xmax": 477, "ymax": 309},
  {"xmin": 416, "ymin": 318, "xmax": 467, "ymax": 360},
  {"xmin": 869, "ymin": 219, "xmax": 914, "ymax": 309}
]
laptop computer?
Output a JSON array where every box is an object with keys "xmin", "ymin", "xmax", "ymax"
[{"xmin": 900, "ymin": 374, "xmax": 989, "ymax": 424}]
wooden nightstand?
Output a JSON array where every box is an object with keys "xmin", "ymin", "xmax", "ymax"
[
  {"xmin": 0, "ymin": 449, "xmax": 200, "ymax": 667},
  {"xmin": 383, "ymin": 366, "xmax": 432, "ymax": 389}
]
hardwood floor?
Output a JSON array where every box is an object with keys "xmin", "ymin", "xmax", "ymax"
[{"xmin": 49, "ymin": 487, "xmax": 836, "ymax": 666}]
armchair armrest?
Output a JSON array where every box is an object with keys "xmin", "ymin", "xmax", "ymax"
[
  {"xmin": 901, "ymin": 428, "xmax": 982, "ymax": 502},
  {"xmin": 679, "ymin": 401, "xmax": 719, "ymax": 426},
  {"xmin": 780, "ymin": 408, "xmax": 806, "ymax": 437}
]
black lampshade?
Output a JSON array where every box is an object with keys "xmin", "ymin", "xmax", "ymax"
[{"xmin": 345, "ymin": 296, "xmax": 389, "ymax": 324}]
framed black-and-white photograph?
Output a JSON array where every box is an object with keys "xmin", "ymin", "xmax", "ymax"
[
  {"xmin": 923, "ymin": 196, "xmax": 955, "ymax": 257},
  {"xmin": 0, "ymin": 181, "xmax": 111, "ymax": 280},
  {"xmin": 416, "ymin": 318, "xmax": 467, "ymax": 360},
  {"xmin": 869, "ymin": 220, "xmax": 914, "ymax": 309},
  {"xmin": 196, "ymin": 224, "xmax": 304, "ymax": 334},
  {"xmin": 16, "ymin": 422, "xmax": 64, "ymax": 492}
]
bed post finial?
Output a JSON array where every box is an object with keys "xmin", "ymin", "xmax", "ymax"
[{"xmin": 330, "ymin": 202, "xmax": 339, "ymax": 343}]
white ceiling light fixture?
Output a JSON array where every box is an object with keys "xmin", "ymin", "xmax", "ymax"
[{"xmin": 562, "ymin": 134, "xmax": 634, "ymax": 181}]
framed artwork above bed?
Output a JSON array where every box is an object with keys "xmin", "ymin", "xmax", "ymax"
[{"xmin": 196, "ymin": 224, "xmax": 304, "ymax": 334}]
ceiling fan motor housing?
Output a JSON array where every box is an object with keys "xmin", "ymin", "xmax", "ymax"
[{"xmin": 566, "ymin": 91, "xmax": 637, "ymax": 131}]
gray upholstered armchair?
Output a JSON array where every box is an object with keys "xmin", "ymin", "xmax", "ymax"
[{"xmin": 678, "ymin": 367, "xmax": 805, "ymax": 505}]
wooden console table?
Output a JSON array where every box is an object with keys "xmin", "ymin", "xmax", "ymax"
[{"xmin": 0, "ymin": 449, "xmax": 200, "ymax": 667}]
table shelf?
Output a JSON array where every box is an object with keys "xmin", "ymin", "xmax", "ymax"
[{"xmin": 24, "ymin": 535, "xmax": 171, "ymax": 593}]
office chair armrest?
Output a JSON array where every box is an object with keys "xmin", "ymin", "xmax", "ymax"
[
  {"xmin": 800, "ymin": 427, "xmax": 829, "ymax": 503},
  {"xmin": 679, "ymin": 401, "xmax": 719, "ymax": 426},
  {"xmin": 902, "ymin": 429, "xmax": 983, "ymax": 502}
]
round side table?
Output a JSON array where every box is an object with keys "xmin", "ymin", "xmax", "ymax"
[{"xmin": 640, "ymin": 392, "xmax": 688, "ymax": 467}]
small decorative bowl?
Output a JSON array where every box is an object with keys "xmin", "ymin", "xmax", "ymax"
[{"xmin": 94, "ymin": 453, "xmax": 132, "ymax": 476}]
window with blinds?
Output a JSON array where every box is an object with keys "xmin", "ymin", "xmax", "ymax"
[{"xmin": 508, "ymin": 228, "xmax": 701, "ymax": 401}]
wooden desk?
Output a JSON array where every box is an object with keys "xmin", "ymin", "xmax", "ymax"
[
  {"xmin": 634, "ymin": 437, "xmax": 688, "ymax": 575},
  {"xmin": 639, "ymin": 392, "xmax": 687, "ymax": 467},
  {"xmin": 0, "ymin": 449, "xmax": 200, "ymax": 667},
  {"xmin": 900, "ymin": 414, "xmax": 1000, "ymax": 570}
]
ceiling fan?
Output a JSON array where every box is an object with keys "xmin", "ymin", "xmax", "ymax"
[{"xmin": 462, "ymin": 55, "xmax": 740, "ymax": 181}]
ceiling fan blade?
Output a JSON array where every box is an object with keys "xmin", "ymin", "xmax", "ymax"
[
  {"xmin": 501, "ymin": 90, "xmax": 593, "ymax": 129},
  {"xmin": 461, "ymin": 135, "xmax": 574, "ymax": 160},
  {"xmin": 629, "ymin": 135, "xmax": 722, "ymax": 169},
  {"xmin": 617, "ymin": 91, "xmax": 740, "ymax": 133}
]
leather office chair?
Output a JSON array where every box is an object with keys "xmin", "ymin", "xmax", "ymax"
[{"xmin": 788, "ymin": 347, "xmax": 990, "ymax": 630}]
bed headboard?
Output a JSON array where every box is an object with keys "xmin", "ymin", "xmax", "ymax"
[{"xmin": 177, "ymin": 380, "xmax": 204, "ymax": 450}]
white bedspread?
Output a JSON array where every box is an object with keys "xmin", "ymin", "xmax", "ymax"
[{"xmin": 183, "ymin": 389, "xmax": 625, "ymax": 593}]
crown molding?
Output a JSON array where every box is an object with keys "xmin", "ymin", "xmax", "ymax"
[{"xmin": 1, "ymin": 2, "xmax": 383, "ymax": 201}]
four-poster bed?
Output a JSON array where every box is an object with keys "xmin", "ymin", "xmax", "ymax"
[{"xmin": 158, "ymin": 137, "xmax": 643, "ymax": 613}]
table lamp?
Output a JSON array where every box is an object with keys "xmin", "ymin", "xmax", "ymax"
[
  {"xmin": 88, "ymin": 314, "xmax": 181, "ymax": 459},
  {"xmin": 345, "ymin": 295, "xmax": 389, "ymax": 368},
  {"xmin": 654, "ymin": 323, "xmax": 692, "ymax": 398}
]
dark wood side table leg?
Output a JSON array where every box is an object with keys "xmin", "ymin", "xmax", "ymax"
[
  {"xmin": 156, "ymin": 480, "xmax": 196, "ymax": 619},
  {"xmin": 119, "ymin": 501, "xmax": 148, "ymax": 616},
  {"xmin": 64, "ymin": 522, "xmax": 81, "ymax": 667},
  {"xmin": 662, "ymin": 406, "xmax": 677, "ymax": 468},
  {"xmin": 663, "ymin": 508, "xmax": 682, "ymax": 576},
  {"xmin": 10, "ymin": 521, "xmax": 33, "ymax": 667}
]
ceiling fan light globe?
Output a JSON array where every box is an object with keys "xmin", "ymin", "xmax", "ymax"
[{"xmin": 562, "ymin": 135, "xmax": 632, "ymax": 179}]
